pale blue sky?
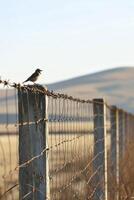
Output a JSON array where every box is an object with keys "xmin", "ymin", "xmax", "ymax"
[{"xmin": 0, "ymin": 0, "xmax": 134, "ymax": 84}]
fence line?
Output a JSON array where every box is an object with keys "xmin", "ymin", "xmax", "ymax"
[{"xmin": 0, "ymin": 78, "xmax": 134, "ymax": 199}]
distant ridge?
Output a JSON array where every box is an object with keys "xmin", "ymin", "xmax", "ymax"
[
  {"xmin": 47, "ymin": 67, "xmax": 133, "ymax": 90},
  {"xmin": 47, "ymin": 67, "xmax": 134, "ymax": 112}
]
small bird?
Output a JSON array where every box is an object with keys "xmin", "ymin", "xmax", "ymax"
[{"xmin": 23, "ymin": 69, "xmax": 42, "ymax": 83}]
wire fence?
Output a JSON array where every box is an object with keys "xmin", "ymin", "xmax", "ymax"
[{"xmin": 0, "ymin": 79, "xmax": 134, "ymax": 200}]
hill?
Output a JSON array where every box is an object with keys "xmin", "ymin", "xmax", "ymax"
[{"xmin": 47, "ymin": 67, "xmax": 134, "ymax": 112}]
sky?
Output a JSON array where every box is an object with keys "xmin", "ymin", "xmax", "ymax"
[{"xmin": 0, "ymin": 0, "xmax": 134, "ymax": 84}]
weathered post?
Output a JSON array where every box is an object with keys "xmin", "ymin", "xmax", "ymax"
[
  {"xmin": 130, "ymin": 114, "xmax": 134, "ymax": 138},
  {"xmin": 110, "ymin": 106, "xmax": 116, "ymax": 171},
  {"xmin": 118, "ymin": 109, "xmax": 124, "ymax": 159},
  {"xmin": 93, "ymin": 99, "xmax": 108, "ymax": 200},
  {"xmin": 110, "ymin": 106, "xmax": 119, "ymax": 200},
  {"xmin": 122, "ymin": 111, "xmax": 126, "ymax": 156},
  {"xmin": 18, "ymin": 85, "xmax": 50, "ymax": 200}
]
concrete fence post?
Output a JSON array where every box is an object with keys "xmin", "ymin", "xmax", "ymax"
[
  {"xmin": 110, "ymin": 106, "xmax": 119, "ymax": 200},
  {"xmin": 118, "ymin": 109, "xmax": 125, "ymax": 159},
  {"xmin": 93, "ymin": 99, "xmax": 108, "ymax": 200},
  {"xmin": 122, "ymin": 111, "xmax": 126, "ymax": 156},
  {"xmin": 130, "ymin": 114, "xmax": 134, "ymax": 138},
  {"xmin": 18, "ymin": 85, "xmax": 50, "ymax": 200}
]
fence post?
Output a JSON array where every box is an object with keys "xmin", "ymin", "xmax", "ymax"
[
  {"xmin": 122, "ymin": 111, "xmax": 126, "ymax": 156},
  {"xmin": 18, "ymin": 85, "xmax": 50, "ymax": 200},
  {"xmin": 110, "ymin": 106, "xmax": 119, "ymax": 200},
  {"xmin": 125, "ymin": 112, "xmax": 129, "ymax": 144},
  {"xmin": 93, "ymin": 99, "xmax": 108, "ymax": 200},
  {"xmin": 130, "ymin": 114, "xmax": 134, "ymax": 138},
  {"xmin": 118, "ymin": 109, "xmax": 125, "ymax": 159}
]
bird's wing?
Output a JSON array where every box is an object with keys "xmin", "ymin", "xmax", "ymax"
[{"xmin": 23, "ymin": 72, "xmax": 35, "ymax": 83}]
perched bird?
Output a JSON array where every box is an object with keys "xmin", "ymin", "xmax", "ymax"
[{"xmin": 23, "ymin": 69, "xmax": 42, "ymax": 83}]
